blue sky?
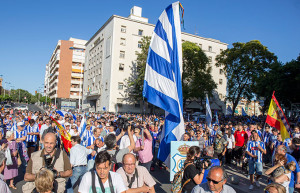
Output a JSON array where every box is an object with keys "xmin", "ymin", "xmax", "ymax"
[{"xmin": 0, "ymin": 0, "xmax": 299, "ymax": 94}]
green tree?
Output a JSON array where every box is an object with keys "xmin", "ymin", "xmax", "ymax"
[
  {"xmin": 254, "ymin": 54, "xmax": 300, "ymax": 113},
  {"xmin": 126, "ymin": 36, "xmax": 151, "ymax": 103},
  {"xmin": 216, "ymin": 40, "xmax": 277, "ymax": 116},
  {"xmin": 182, "ymin": 41, "xmax": 217, "ymax": 106}
]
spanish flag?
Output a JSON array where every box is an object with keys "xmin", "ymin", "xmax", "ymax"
[
  {"xmin": 266, "ymin": 92, "xmax": 290, "ymax": 141},
  {"xmin": 50, "ymin": 117, "xmax": 72, "ymax": 153}
]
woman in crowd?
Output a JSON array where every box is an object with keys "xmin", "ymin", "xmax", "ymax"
[
  {"xmin": 134, "ymin": 126, "xmax": 153, "ymax": 171},
  {"xmin": 265, "ymin": 153, "xmax": 296, "ymax": 193},
  {"xmin": 3, "ymin": 131, "xmax": 18, "ymax": 190},
  {"xmin": 182, "ymin": 146, "xmax": 206, "ymax": 193},
  {"xmin": 34, "ymin": 168, "xmax": 57, "ymax": 193}
]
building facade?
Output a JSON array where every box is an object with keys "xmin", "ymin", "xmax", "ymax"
[
  {"xmin": 44, "ymin": 38, "xmax": 87, "ymax": 110},
  {"xmin": 83, "ymin": 6, "xmax": 227, "ymax": 113}
]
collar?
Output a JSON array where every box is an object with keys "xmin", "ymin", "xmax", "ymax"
[{"xmin": 40, "ymin": 149, "xmax": 56, "ymax": 157}]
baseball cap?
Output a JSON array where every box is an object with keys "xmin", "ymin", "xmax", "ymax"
[{"xmin": 17, "ymin": 122, "xmax": 25, "ymax": 127}]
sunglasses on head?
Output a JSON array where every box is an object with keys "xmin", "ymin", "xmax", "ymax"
[{"xmin": 206, "ymin": 177, "xmax": 224, "ymax": 184}]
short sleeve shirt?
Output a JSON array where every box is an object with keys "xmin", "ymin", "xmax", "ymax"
[
  {"xmin": 182, "ymin": 163, "xmax": 199, "ymax": 192},
  {"xmin": 213, "ymin": 137, "xmax": 227, "ymax": 154},
  {"xmin": 116, "ymin": 166, "xmax": 156, "ymax": 189},
  {"xmin": 78, "ymin": 171, "xmax": 127, "ymax": 193}
]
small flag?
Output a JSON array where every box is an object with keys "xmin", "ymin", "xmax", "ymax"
[
  {"xmin": 206, "ymin": 95, "xmax": 212, "ymax": 128},
  {"xmin": 266, "ymin": 92, "xmax": 290, "ymax": 141},
  {"xmin": 79, "ymin": 115, "xmax": 87, "ymax": 138},
  {"xmin": 242, "ymin": 107, "xmax": 247, "ymax": 116},
  {"xmin": 50, "ymin": 117, "xmax": 72, "ymax": 153}
]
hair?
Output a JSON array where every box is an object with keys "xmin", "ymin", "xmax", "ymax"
[
  {"xmin": 93, "ymin": 127, "xmax": 101, "ymax": 134},
  {"xmin": 274, "ymin": 154, "xmax": 288, "ymax": 165},
  {"xmin": 104, "ymin": 134, "xmax": 117, "ymax": 150},
  {"xmin": 122, "ymin": 153, "xmax": 136, "ymax": 164},
  {"xmin": 71, "ymin": 136, "xmax": 81, "ymax": 144},
  {"xmin": 29, "ymin": 119, "xmax": 35, "ymax": 124},
  {"xmin": 287, "ymin": 161, "xmax": 296, "ymax": 172},
  {"xmin": 208, "ymin": 166, "xmax": 227, "ymax": 180},
  {"xmin": 203, "ymin": 146, "xmax": 214, "ymax": 157},
  {"xmin": 227, "ymin": 129, "xmax": 232, "ymax": 138},
  {"xmin": 279, "ymin": 145, "xmax": 287, "ymax": 154},
  {"xmin": 35, "ymin": 168, "xmax": 54, "ymax": 193},
  {"xmin": 186, "ymin": 146, "xmax": 200, "ymax": 160},
  {"xmin": 265, "ymin": 183, "xmax": 286, "ymax": 193},
  {"xmin": 95, "ymin": 150, "xmax": 112, "ymax": 166}
]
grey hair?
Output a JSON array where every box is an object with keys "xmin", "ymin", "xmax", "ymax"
[
  {"xmin": 208, "ymin": 166, "xmax": 227, "ymax": 180},
  {"xmin": 279, "ymin": 146, "xmax": 287, "ymax": 154},
  {"xmin": 203, "ymin": 146, "xmax": 214, "ymax": 156}
]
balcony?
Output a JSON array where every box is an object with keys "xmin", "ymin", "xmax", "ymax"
[
  {"xmin": 71, "ymin": 79, "xmax": 82, "ymax": 84},
  {"xmin": 70, "ymin": 87, "xmax": 81, "ymax": 92},
  {"xmin": 86, "ymin": 89, "xmax": 101, "ymax": 98},
  {"xmin": 71, "ymin": 73, "xmax": 83, "ymax": 78}
]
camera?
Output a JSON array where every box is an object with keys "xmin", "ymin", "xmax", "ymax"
[
  {"xmin": 194, "ymin": 156, "xmax": 212, "ymax": 171},
  {"xmin": 44, "ymin": 155, "xmax": 58, "ymax": 178},
  {"xmin": 117, "ymin": 117, "xmax": 133, "ymax": 131}
]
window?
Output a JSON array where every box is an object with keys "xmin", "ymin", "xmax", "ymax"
[
  {"xmin": 208, "ymin": 56, "xmax": 212, "ymax": 63},
  {"xmin": 120, "ymin": 38, "xmax": 126, "ymax": 46},
  {"xmin": 121, "ymin": 26, "xmax": 126, "ymax": 33},
  {"xmin": 220, "ymin": 49, "xmax": 223, "ymax": 53},
  {"xmin": 118, "ymin": 82, "xmax": 124, "ymax": 90},
  {"xmin": 219, "ymin": 79, "xmax": 223, "ymax": 85},
  {"xmin": 120, "ymin": 51, "xmax": 125, "ymax": 58},
  {"xmin": 106, "ymin": 37, "xmax": 111, "ymax": 58},
  {"xmin": 208, "ymin": 46, "xmax": 212, "ymax": 52},
  {"xmin": 119, "ymin": 63, "xmax": 124, "ymax": 71},
  {"xmin": 138, "ymin": 42, "xmax": 142, "ymax": 48},
  {"xmin": 138, "ymin": 29, "xmax": 143, "ymax": 36},
  {"xmin": 219, "ymin": 69, "xmax": 223, "ymax": 75}
]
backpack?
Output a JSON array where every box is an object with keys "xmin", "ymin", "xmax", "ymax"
[
  {"xmin": 171, "ymin": 163, "xmax": 192, "ymax": 193},
  {"xmin": 106, "ymin": 149, "xmax": 120, "ymax": 172}
]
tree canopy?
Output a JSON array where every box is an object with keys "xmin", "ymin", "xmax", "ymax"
[{"xmin": 216, "ymin": 40, "xmax": 277, "ymax": 115}]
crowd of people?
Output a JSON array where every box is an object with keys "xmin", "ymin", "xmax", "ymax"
[{"xmin": 0, "ymin": 106, "xmax": 299, "ymax": 193}]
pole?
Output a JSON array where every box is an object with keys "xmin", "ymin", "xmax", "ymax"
[
  {"xmin": 79, "ymin": 66, "xmax": 82, "ymax": 112},
  {"xmin": 19, "ymin": 90, "xmax": 20, "ymax": 103},
  {"xmin": 4, "ymin": 82, "xmax": 5, "ymax": 97}
]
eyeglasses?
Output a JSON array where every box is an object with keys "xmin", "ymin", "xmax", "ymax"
[
  {"xmin": 206, "ymin": 177, "xmax": 224, "ymax": 184},
  {"xmin": 123, "ymin": 163, "xmax": 135, "ymax": 166}
]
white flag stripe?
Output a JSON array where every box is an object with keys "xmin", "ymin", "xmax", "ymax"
[
  {"xmin": 158, "ymin": 10, "xmax": 173, "ymax": 49},
  {"xmin": 150, "ymin": 32, "xmax": 171, "ymax": 63},
  {"xmin": 145, "ymin": 64, "xmax": 178, "ymax": 101},
  {"xmin": 172, "ymin": 2, "xmax": 183, "ymax": 72}
]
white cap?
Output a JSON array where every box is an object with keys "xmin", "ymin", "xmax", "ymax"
[
  {"xmin": 17, "ymin": 122, "xmax": 25, "ymax": 127},
  {"xmin": 65, "ymin": 123, "xmax": 70, "ymax": 127}
]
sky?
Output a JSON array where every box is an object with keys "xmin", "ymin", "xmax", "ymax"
[{"xmin": 0, "ymin": 0, "xmax": 299, "ymax": 94}]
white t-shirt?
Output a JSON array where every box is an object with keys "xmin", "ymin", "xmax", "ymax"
[
  {"xmin": 280, "ymin": 172, "xmax": 291, "ymax": 193},
  {"xmin": 226, "ymin": 134, "xmax": 235, "ymax": 149},
  {"xmin": 78, "ymin": 171, "xmax": 127, "ymax": 193}
]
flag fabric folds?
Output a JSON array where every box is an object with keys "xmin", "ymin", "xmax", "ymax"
[
  {"xmin": 242, "ymin": 107, "xmax": 247, "ymax": 116},
  {"xmin": 215, "ymin": 111, "xmax": 219, "ymax": 125},
  {"xmin": 206, "ymin": 95, "xmax": 212, "ymax": 128},
  {"xmin": 56, "ymin": 110, "xmax": 67, "ymax": 117},
  {"xmin": 79, "ymin": 115, "xmax": 87, "ymax": 138},
  {"xmin": 50, "ymin": 117, "xmax": 72, "ymax": 153},
  {"xmin": 266, "ymin": 92, "xmax": 290, "ymax": 141},
  {"xmin": 142, "ymin": 2, "xmax": 184, "ymax": 166},
  {"xmin": 226, "ymin": 106, "xmax": 233, "ymax": 115}
]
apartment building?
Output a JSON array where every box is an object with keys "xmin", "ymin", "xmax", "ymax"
[
  {"xmin": 45, "ymin": 38, "xmax": 87, "ymax": 110},
  {"xmin": 83, "ymin": 6, "xmax": 227, "ymax": 113}
]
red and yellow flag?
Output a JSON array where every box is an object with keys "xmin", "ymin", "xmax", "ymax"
[
  {"xmin": 50, "ymin": 117, "xmax": 72, "ymax": 153},
  {"xmin": 266, "ymin": 92, "xmax": 290, "ymax": 141}
]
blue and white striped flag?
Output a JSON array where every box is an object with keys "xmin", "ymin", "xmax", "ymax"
[
  {"xmin": 79, "ymin": 115, "xmax": 87, "ymax": 139},
  {"xmin": 206, "ymin": 95, "xmax": 212, "ymax": 128},
  {"xmin": 143, "ymin": 2, "xmax": 184, "ymax": 166},
  {"xmin": 242, "ymin": 107, "xmax": 247, "ymax": 116},
  {"xmin": 56, "ymin": 110, "xmax": 67, "ymax": 117}
]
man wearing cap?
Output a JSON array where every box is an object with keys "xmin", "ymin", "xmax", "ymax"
[
  {"xmin": 66, "ymin": 136, "xmax": 96, "ymax": 193},
  {"xmin": 212, "ymin": 130, "xmax": 227, "ymax": 165},
  {"xmin": 0, "ymin": 151, "xmax": 11, "ymax": 193},
  {"xmin": 14, "ymin": 122, "xmax": 28, "ymax": 173}
]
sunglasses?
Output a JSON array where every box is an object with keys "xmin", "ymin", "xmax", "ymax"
[{"xmin": 206, "ymin": 177, "xmax": 224, "ymax": 184}]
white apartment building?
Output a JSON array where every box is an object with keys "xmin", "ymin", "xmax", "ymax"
[
  {"xmin": 45, "ymin": 37, "xmax": 87, "ymax": 110},
  {"xmin": 83, "ymin": 6, "xmax": 227, "ymax": 113}
]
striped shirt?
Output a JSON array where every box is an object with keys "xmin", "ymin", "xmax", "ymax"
[
  {"xmin": 263, "ymin": 131, "xmax": 272, "ymax": 144},
  {"xmin": 82, "ymin": 130, "xmax": 93, "ymax": 145},
  {"xmin": 25, "ymin": 124, "xmax": 39, "ymax": 142},
  {"xmin": 85, "ymin": 135, "xmax": 103, "ymax": 160},
  {"xmin": 209, "ymin": 129, "xmax": 218, "ymax": 146},
  {"xmin": 246, "ymin": 140, "xmax": 266, "ymax": 163}
]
